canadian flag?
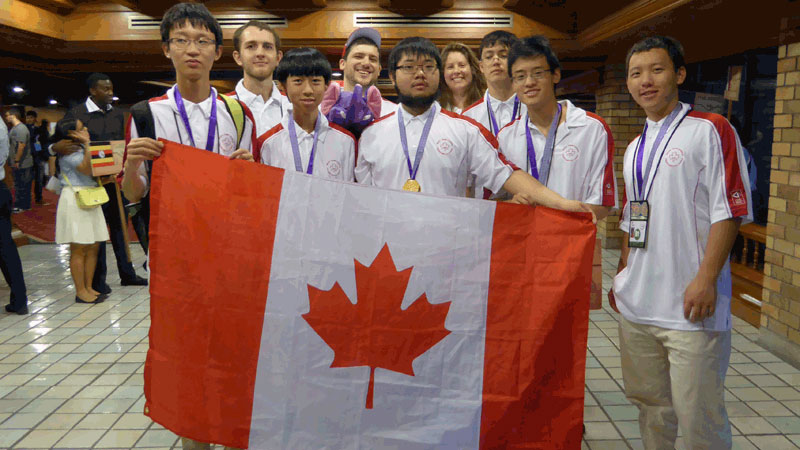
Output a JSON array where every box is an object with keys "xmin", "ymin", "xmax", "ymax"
[{"xmin": 144, "ymin": 141, "xmax": 595, "ymax": 449}]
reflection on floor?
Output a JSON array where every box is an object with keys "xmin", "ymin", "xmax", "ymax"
[{"xmin": 0, "ymin": 245, "xmax": 798, "ymax": 449}]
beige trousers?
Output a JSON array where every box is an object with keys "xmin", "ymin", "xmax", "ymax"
[
  {"xmin": 619, "ymin": 316, "xmax": 732, "ymax": 450},
  {"xmin": 181, "ymin": 437, "xmax": 242, "ymax": 450}
]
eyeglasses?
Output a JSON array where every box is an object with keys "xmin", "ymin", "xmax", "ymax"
[
  {"xmin": 396, "ymin": 64, "xmax": 438, "ymax": 75},
  {"xmin": 512, "ymin": 69, "xmax": 551, "ymax": 83},
  {"xmin": 167, "ymin": 38, "xmax": 216, "ymax": 50}
]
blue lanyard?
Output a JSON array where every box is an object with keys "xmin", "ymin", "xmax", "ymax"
[
  {"xmin": 287, "ymin": 113, "xmax": 323, "ymax": 175},
  {"xmin": 486, "ymin": 95, "xmax": 519, "ymax": 135},
  {"xmin": 632, "ymin": 104, "xmax": 687, "ymax": 200},
  {"xmin": 397, "ymin": 107, "xmax": 436, "ymax": 181},
  {"xmin": 174, "ymin": 87, "xmax": 217, "ymax": 152},
  {"xmin": 524, "ymin": 103, "xmax": 562, "ymax": 185}
]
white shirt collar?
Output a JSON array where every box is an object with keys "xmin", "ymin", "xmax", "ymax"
[
  {"xmin": 485, "ymin": 90, "xmax": 517, "ymax": 112},
  {"xmin": 85, "ymin": 97, "xmax": 112, "ymax": 113},
  {"xmin": 645, "ymin": 102, "xmax": 689, "ymax": 128},
  {"xmin": 399, "ymin": 102, "xmax": 438, "ymax": 127},
  {"xmin": 235, "ymin": 78, "xmax": 283, "ymax": 107},
  {"xmin": 523, "ymin": 99, "xmax": 585, "ymax": 136},
  {"xmin": 281, "ymin": 111, "xmax": 330, "ymax": 144},
  {"xmin": 168, "ymin": 85, "xmax": 218, "ymax": 119}
]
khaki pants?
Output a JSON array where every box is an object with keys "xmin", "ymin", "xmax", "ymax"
[
  {"xmin": 619, "ymin": 316, "xmax": 732, "ymax": 450},
  {"xmin": 181, "ymin": 437, "xmax": 242, "ymax": 450}
]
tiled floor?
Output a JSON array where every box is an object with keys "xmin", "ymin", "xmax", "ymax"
[{"xmin": 0, "ymin": 244, "xmax": 798, "ymax": 449}]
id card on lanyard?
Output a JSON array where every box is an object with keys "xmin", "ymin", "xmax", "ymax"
[{"xmin": 628, "ymin": 104, "xmax": 688, "ymax": 249}]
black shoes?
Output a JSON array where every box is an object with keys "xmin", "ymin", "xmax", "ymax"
[
  {"xmin": 121, "ymin": 275, "xmax": 148, "ymax": 286},
  {"xmin": 5, "ymin": 303, "xmax": 29, "ymax": 315},
  {"xmin": 75, "ymin": 295, "xmax": 105, "ymax": 304},
  {"xmin": 94, "ymin": 285, "xmax": 112, "ymax": 295}
]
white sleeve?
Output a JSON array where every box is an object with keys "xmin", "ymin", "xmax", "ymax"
[
  {"xmin": 344, "ymin": 139, "xmax": 356, "ymax": 182},
  {"xmin": 467, "ymin": 121, "xmax": 513, "ymax": 194},
  {"xmin": 584, "ymin": 126, "xmax": 612, "ymax": 206},
  {"xmin": 354, "ymin": 134, "xmax": 374, "ymax": 186},
  {"xmin": 124, "ymin": 118, "xmax": 150, "ymax": 197}
]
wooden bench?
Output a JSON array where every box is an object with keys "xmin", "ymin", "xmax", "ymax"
[{"xmin": 730, "ymin": 223, "xmax": 765, "ymax": 327}]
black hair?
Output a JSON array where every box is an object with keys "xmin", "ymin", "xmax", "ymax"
[
  {"xmin": 344, "ymin": 36, "xmax": 379, "ymax": 60},
  {"xmin": 5, "ymin": 107, "xmax": 23, "ymax": 121},
  {"xmin": 478, "ymin": 30, "xmax": 519, "ymax": 58},
  {"xmin": 160, "ymin": 2, "xmax": 223, "ymax": 50},
  {"xmin": 86, "ymin": 73, "xmax": 111, "ymax": 90},
  {"xmin": 53, "ymin": 118, "xmax": 79, "ymax": 142},
  {"xmin": 507, "ymin": 35, "xmax": 560, "ymax": 77},
  {"xmin": 274, "ymin": 48, "xmax": 332, "ymax": 84},
  {"xmin": 233, "ymin": 20, "xmax": 281, "ymax": 52},
  {"xmin": 26, "ymin": 110, "xmax": 38, "ymax": 118},
  {"xmin": 388, "ymin": 37, "xmax": 442, "ymax": 78},
  {"xmin": 626, "ymin": 36, "xmax": 685, "ymax": 75}
]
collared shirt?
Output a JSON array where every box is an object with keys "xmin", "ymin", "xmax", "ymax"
[
  {"xmin": 126, "ymin": 84, "xmax": 258, "ymax": 193},
  {"xmin": 66, "ymin": 97, "xmax": 124, "ymax": 142},
  {"xmin": 85, "ymin": 97, "xmax": 111, "ymax": 113},
  {"xmin": 379, "ymin": 98, "xmax": 397, "ymax": 117},
  {"xmin": 258, "ymin": 113, "xmax": 356, "ymax": 181},
  {"xmin": 0, "ymin": 119, "xmax": 8, "ymax": 180},
  {"xmin": 614, "ymin": 102, "xmax": 752, "ymax": 332},
  {"xmin": 462, "ymin": 90, "xmax": 526, "ymax": 136},
  {"xmin": 496, "ymin": 100, "xmax": 617, "ymax": 207},
  {"xmin": 229, "ymin": 79, "xmax": 292, "ymax": 136},
  {"xmin": 356, "ymin": 102, "xmax": 514, "ymax": 197}
]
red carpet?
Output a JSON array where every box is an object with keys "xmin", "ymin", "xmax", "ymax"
[{"xmin": 12, "ymin": 189, "xmax": 138, "ymax": 243}]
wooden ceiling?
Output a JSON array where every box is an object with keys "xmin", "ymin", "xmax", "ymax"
[{"xmin": 1, "ymin": 0, "xmax": 798, "ymax": 107}]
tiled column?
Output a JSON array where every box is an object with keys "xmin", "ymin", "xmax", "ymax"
[
  {"xmin": 594, "ymin": 64, "xmax": 646, "ymax": 249},
  {"xmin": 760, "ymin": 42, "xmax": 800, "ymax": 367}
]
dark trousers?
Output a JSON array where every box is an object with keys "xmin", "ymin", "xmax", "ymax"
[
  {"xmin": 13, "ymin": 167, "xmax": 33, "ymax": 210},
  {"xmin": 0, "ymin": 183, "xmax": 27, "ymax": 310},
  {"xmin": 32, "ymin": 161, "xmax": 44, "ymax": 203},
  {"xmin": 92, "ymin": 182, "xmax": 138, "ymax": 289}
]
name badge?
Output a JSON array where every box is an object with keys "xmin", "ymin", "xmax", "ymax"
[{"xmin": 628, "ymin": 200, "xmax": 649, "ymax": 249}]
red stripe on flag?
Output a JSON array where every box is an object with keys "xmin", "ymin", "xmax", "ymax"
[
  {"xmin": 91, "ymin": 161, "xmax": 115, "ymax": 167},
  {"xmin": 145, "ymin": 140, "xmax": 284, "ymax": 449},
  {"xmin": 482, "ymin": 205, "xmax": 594, "ymax": 449}
]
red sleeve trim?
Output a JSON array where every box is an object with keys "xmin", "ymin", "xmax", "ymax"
[
  {"xmin": 688, "ymin": 111, "xmax": 749, "ymax": 217},
  {"xmin": 224, "ymin": 91, "xmax": 237, "ymax": 97},
  {"xmin": 498, "ymin": 117, "xmax": 520, "ymax": 135},
  {"xmin": 256, "ymin": 123, "xmax": 284, "ymax": 163},
  {"xmin": 329, "ymin": 123, "xmax": 357, "ymax": 142},
  {"xmin": 239, "ymin": 101, "xmax": 261, "ymax": 162},
  {"xmin": 462, "ymin": 98, "xmax": 485, "ymax": 114},
  {"xmin": 148, "ymin": 94, "xmax": 169, "ymax": 103},
  {"xmin": 361, "ymin": 110, "xmax": 396, "ymax": 132},
  {"xmin": 586, "ymin": 112, "xmax": 617, "ymax": 207},
  {"xmin": 443, "ymin": 110, "xmax": 520, "ymax": 172}
]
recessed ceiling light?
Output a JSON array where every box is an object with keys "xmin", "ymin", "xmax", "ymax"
[
  {"xmin": 12, "ymin": 86, "xmax": 23, "ymax": 93},
  {"xmin": 49, "ymin": 99, "xmax": 58, "ymax": 105},
  {"xmin": 112, "ymin": 96, "xmax": 119, "ymax": 101}
]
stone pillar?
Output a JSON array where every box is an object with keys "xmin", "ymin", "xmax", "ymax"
[
  {"xmin": 760, "ymin": 41, "xmax": 800, "ymax": 367},
  {"xmin": 594, "ymin": 64, "xmax": 646, "ymax": 249}
]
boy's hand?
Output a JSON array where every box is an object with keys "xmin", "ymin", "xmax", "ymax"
[{"xmin": 229, "ymin": 149, "xmax": 254, "ymax": 162}]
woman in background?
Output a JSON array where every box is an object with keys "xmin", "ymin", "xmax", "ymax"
[
  {"xmin": 53, "ymin": 118, "xmax": 108, "ymax": 304},
  {"xmin": 439, "ymin": 43, "xmax": 486, "ymax": 114}
]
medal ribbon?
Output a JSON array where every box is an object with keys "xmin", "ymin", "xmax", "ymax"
[
  {"xmin": 287, "ymin": 112, "xmax": 324, "ymax": 174},
  {"xmin": 524, "ymin": 103, "xmax": 562, "ymax": 185},
  {"xmin": 486, "ymin": 95, "xmax": 520, "ymax": 135},
  {"xmin": 397, "ymin": 106, "xmax": 436, "ymax": 181},
  {"xmin": 174, "ymin": 86, "xmax": 217, "ymax": 152},
  {"xmin": 634, "ymin": 104, "xmax": 685, "ymax": 200}
]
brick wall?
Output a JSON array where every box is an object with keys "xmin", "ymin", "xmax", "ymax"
[
  {"xmin": 594, "ymin": 64, "xmax": 646, "ymax": 249},
  {"xmin": 760, "ymin": 41, "xmax": 800, "ymax": 366}
]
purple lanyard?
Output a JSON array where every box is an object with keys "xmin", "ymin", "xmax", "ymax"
[
  {"xmin": 486, "ymin": 95, "xmax": 520, "ymax": 135},
  {"xmin": 287, "ymin": 113, "xmax": 323, "ymax": 175},
  {"xmin": 397, "ymin": 107, "xmax": 436, "ymax": 181},
  {"xmin": 633, "ymin": 104, "xmax": 686, "ymax": 200},
  {"xmin": 174, "ymin": 87, "xmax": 217, "ymax": 152},
  {"xmin": 524, "ymin": 103, "xmax": 562, "ymax": 185}
]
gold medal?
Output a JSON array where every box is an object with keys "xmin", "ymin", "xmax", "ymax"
[{"xmin": 403, "ymin": 179, "xmax": 421, "ymax": 192}]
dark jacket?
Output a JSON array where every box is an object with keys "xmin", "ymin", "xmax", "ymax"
[{"xmin": 64, "ymin": 99, "xmax": 124, "ymax": 142}]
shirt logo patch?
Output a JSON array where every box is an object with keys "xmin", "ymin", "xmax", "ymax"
[
  {"xmin": 605, "ymin": 183, "xmax": 614, "ymax": 196},
  {"xmin": 220, "ymin": 134, "xmax": 236, "ymax": 155},
  {"xmin": 326, "ymin": 160, "xmax": 341, "ymax": 177},
  {"xmin": 665, "ymin": 148, "xmax": 684, "ymax": 167},
  {"xmin": 436, "ymin": 138, "xmax": 454, "ymax": 156},
  {"xmin": 562, "ymin": 145, "xmax": 580, "ymax": 162},
  {"xmin": 731, "ymin": 190, "xmax": 746, "ymax": 206}
]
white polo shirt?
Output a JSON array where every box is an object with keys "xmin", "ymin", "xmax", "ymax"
[
  {"xmin": 613, "ymin": 102, "xmax": 752, "ymax": 332},
  {"xmin": 257, "ymin": 113, "xmax": 356, "ymax": 181},
  {"xmin": 124, "ymin": 85, "xmax": 258, "ymax": 192},
  {"xmin": 496, "ymin": 100, "xmax": 617, "ymax": 207},
  {"xmin": 356, "ymin": 102, "xmax": 515, "ymax": 197},
  {"xmin": 228, "ymin": 79, "xmax": 292, "ymax": 136},
  {"xmin": 378, "ymin": 98, "xmax": 397, "ymax": 117}
]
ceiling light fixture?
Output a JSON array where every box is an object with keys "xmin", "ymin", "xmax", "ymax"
[
  {"xmin": 12, "ymin": 86, "xmax": 24, "ymax": 93},
  {"xmin": 112, "ymin": 96, "xmax": 119, "ymax": 101},
  {"xmin": 49, "ymin": 99, "xmax": 58, "ymax": 105}
]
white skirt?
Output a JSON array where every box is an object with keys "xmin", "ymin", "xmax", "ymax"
[{"xmin": 55, "ymin": 186, "xmax": 110, "ymax": 244}]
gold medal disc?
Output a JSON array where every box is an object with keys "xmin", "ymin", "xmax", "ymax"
[{"xmin": 402, "ymin": 179, "xmax": 421, "ymax": 192}]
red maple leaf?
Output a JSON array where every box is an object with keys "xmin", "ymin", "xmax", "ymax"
[{"xmin": 302, "ymin": 244, "xmax": 451, "ymax": 409}]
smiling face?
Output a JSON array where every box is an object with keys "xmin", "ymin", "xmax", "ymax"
[
  {"xmin": 626, "ymin": 48, "xmax": 686, "ymax": 121},
  {"xmin": 89, "ymin": 79, "xmax": 114, "ymax": 108},
  {"xmin": 479, "ymin": 43, "xmax": 511, "ymax": 87},
  {"xmin": 281, "ymin": 75, "xmax": 327, "ymax": 117},
  {"xmin": 340, "ymin": 43, "xmax": 381, "ymax": 90},
  {"xmin": 511, "ymin": 55, "xmax": 560, "ymax": 111},
  {"xmin": 233, "ymin": 26, "xmax": 282, "ymax": 81},
  {"xmin": 162, "ymin": 21, "xmax": 222, "ymax": 83},
  {"xmin": 443, "ymin": 51, "xmax": 473, "ymax": 95}
]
